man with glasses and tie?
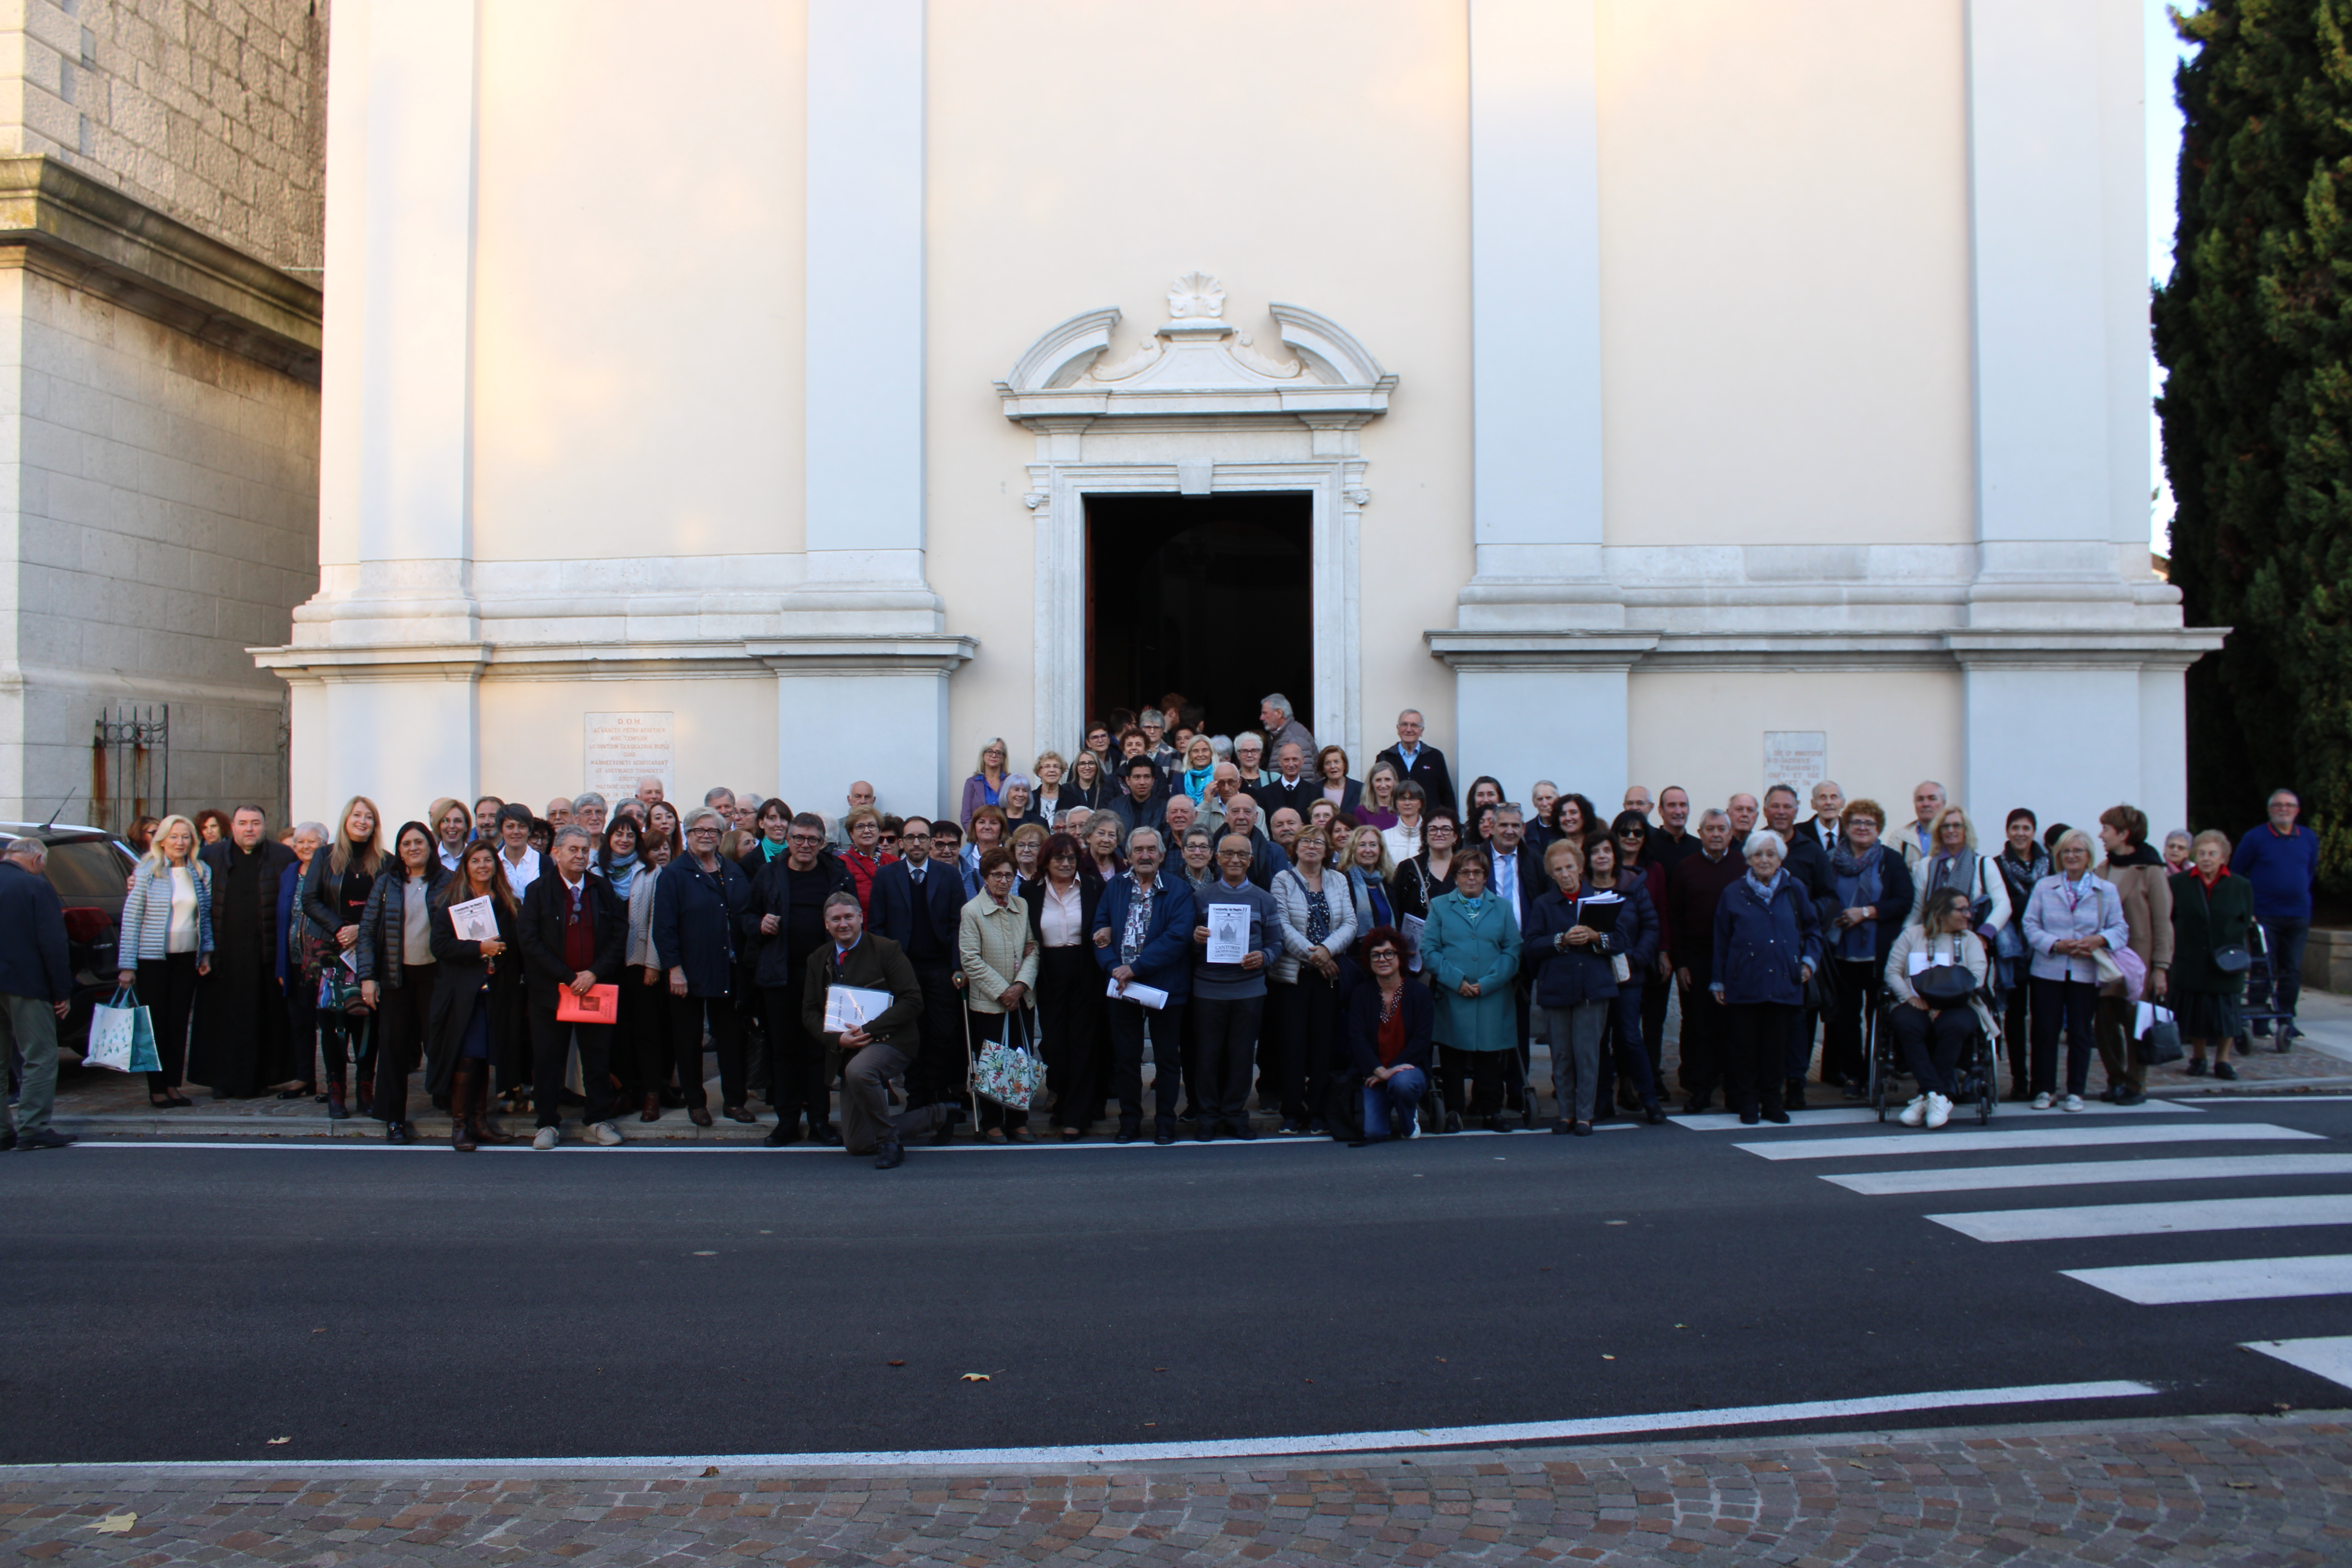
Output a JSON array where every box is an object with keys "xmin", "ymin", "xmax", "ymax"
[
  {"xmin": 517, "ymin": 825, "xmax": 630, "ymax": 1149},
  {"xmin": 870, "ymin": 815, "xmax": 972, "ymax": 1134}
]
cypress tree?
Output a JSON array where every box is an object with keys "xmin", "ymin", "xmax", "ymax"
[{"xmin": 2154, "ymin": 0, "xmax": 2352, "ymax": 893}]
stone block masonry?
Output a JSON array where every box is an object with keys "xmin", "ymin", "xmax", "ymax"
[{"xmin": 0, "ymin": 0, "xmax": 327, "ymax": 274}]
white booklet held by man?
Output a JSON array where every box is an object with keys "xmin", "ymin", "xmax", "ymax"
[
  {"xmin": 1204, "ymin": 902, "xmax": 1251, "ymax": 965},
  {"xmin": 448, "ymin": 895, "xmax": 498, "ymax": 944},
  {"xmin": 824, "ymin": 985, "xmax": 896, "ymax": 1033}
]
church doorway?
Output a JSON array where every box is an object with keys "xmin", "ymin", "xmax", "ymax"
[{"xmin": 1084, "ymin": 492, "xmax": 1313, "ymax": 740}]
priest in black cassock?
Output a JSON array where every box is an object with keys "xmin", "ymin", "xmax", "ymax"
[{"xmin": 192, "ymin": 806, "xmax": 296, "ymax": 1099}]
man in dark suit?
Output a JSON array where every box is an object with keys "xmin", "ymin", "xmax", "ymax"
[
  {"xmin": 1488, "ymin": 804, "xmax": 1546, "ymax": 1109},
  {"xmin": 1254, "ymin": 740, "xmax": 1317, "ymax": 822},
  {"xmin": 1665, "ymin": 810, "xmax": 1744, "ymax": 1112},
  {"xmin": 868, "ymin": 814, "xmax": 968, "ymax": 1129},
  {"xmin": 1374, "ymin": 708, "xmax": 1456, "ymax": 815},
  {"xmin": 515, "ymin": 825, "xmax": 629, "ymax": 1147},
  {"xmin": 748, "ymin": 813, "xmax": 858, "ymax": 1143},
  {"xmin": 1795, "ymin": 779, "xmax": 1845, "ymax": 859},
  {"xmin": 800, "ymin": 891, "xmax": 937, "ymax": 1167}
]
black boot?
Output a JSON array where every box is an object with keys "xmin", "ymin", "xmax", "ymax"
[{"xmin": 450, "ymin": 1065, "xmax": 478, "ymax": 1152}]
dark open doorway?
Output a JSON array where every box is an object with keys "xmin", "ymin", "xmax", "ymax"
[{"xmin": 1085, "ymin": 492, "xmax": 1312, "ymax": 739}]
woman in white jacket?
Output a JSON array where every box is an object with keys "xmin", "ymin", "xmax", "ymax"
[
  {"xmin": 116, "ymin": 814, "xmax": 211, "ymax": 1108},
  {"xmin": 1884, "ymin": 888, "xmax": 1996, "ymax": 1129},
  {"xmin": 1268, "ymin": 826, "xmax": 1357, "ymax": 1136}
]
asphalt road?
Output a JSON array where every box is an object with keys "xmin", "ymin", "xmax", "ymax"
[{"xmin": 5, "ymin": 1096, "xmax": 2350, "ymax": 1466}]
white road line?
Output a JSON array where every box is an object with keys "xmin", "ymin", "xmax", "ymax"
[
  {"xmin": 1927, "ymin": 1193, "xmax": 2352, "ymax": 1243},
  {"xmin": 0, "ymin": 1381, "xmax": 2159, "ymax": 1473},
  {"xmin": 1735, "ymin": 1124, "xmax": 2321, "ymax": 1162},
  {"xmin": 2245, "ymin": 1336, "xmax": 2352, "ymax": 1394},
  {"xmin": 1824, "ymin": 1153, "xmax": 2352, "ymax": 1195},
  {"xmin": 1678, "ymin": 1101, "xmax": 2198, "ymax": 1131},
  {"xmin": 2063, "ymin": 1254, "xmax": 2352, "ymax": 1304},
  {"xmin": 2166, "ymin": 1094, "xmax": 2352, "ymax": 1103}
]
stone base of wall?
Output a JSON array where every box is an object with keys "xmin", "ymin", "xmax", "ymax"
[{"xmin": 2305, "ymin": 929, "xmax": 2352, "ymax": 996}]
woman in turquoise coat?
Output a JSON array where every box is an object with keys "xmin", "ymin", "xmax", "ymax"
[{"xmin": 1421, "ymin": 848, "xmax": 1521, "ymax": 1133}]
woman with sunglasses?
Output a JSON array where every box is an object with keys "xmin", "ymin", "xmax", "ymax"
[{"xmin": 1608, "ymin": 809, "xmax": 1675, "ymax": 1100}]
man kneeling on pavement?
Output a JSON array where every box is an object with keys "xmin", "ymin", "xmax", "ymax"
[{"xmin": 801, "ymin": 892, "xmax": 944, "ymax": 1168}]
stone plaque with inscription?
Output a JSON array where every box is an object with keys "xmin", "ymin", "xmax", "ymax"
[
  {"xmin": 584, "ymin": 712, "xmax": 674, "ymax": 801},
  {"xmin": 1762, "ymin": 731, "xmax": 1827, "ymax": 799}
]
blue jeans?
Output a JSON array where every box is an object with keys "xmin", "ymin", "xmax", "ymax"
[
  {"xmin": 2258, "ymin": 918, "xmax": 2310, "ymax": 1027},
  {"xmin": 1359, "ymin": 1065, "xmax": 1426, "ymax": 1141}
]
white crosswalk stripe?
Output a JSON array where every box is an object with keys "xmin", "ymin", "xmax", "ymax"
[
  {"xmin": 1926, "ymin": 1193, "xmax": 2352, "ymax": 1243},
  {"xmin": 1735, "ymin": 1123, "xmax": 2321, "ymax": 1162},
  {"xmin": 1823, "ymin": 1153, "xmax": 2352, "ymax": 1195},
  {"xmin": 1676, "ymin": 1100, "xmax": 2198, "ymax": 1131},
  {"xmin": 2245, "ymin": 1336, "xmax": 2352, "ymax": 1393},
  {"xmin": 2063, "ymin": 1255, "xmax": 2352, "ymax": 1305},
  {"xmin": 1724, "ymin": 1107, "xmax": 2352, "ymax": 1322}
]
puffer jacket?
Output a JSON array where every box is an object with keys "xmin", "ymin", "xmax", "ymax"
[
  {"xmin": 355, "ymin": 861, "xmax": 450, "ymax": 986},
  {"xmin": 119, "ymin": 858, "xmax": 213, "ymax": 963},
  {"xmin": 1269, "ymin": 865, "xmax": 1357, "ymax": 983},
  {"xmin": 1710, "ymin": 871, "xmax": 1824, "ymax": 1007}
]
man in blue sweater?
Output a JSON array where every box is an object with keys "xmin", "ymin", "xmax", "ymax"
[
  {"xmin": 2232, "ymin": 788, "xmax": 2320, "ymax": 1042},
  {"xmin": 0, "ymin": 837, "xmax": 75, "ymax": 1151}
]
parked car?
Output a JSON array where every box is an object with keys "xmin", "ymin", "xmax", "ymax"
[{"xmin": 0, "ymin": 822, "xmax": 134, "ymax": 1058}]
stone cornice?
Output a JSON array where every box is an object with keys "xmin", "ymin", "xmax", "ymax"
[
  {"xmin": 1425, "ymin": 625, "xmax": 2230, "ymax": 674},
  {"xmin": 253, "ymin": 634, "xmax": 980, "ymax": 684},
  {"xmin": 0, "ymin": 154, "xmax": 323, "ymax": 381}
]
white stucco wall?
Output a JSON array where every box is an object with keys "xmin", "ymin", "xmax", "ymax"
[
  {"xmin": 1595, "ymin": 0, "xmax": 1976, "ymax": 552},
  {"xmin": 470, "ymin": 0, "xmax": 806, "ymax": 566},
  {"xmin": 925, "ymin": 0, "xmax": 1472, "ymax": 778}
]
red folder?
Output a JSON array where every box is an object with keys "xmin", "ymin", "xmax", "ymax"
[{"xmin": 557, "ymin": 984, "xmax": 619, "ymax": 1024}]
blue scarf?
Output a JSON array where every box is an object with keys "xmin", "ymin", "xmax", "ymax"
[
  {"xmin": 1181, "ymin": 764, "xmax": 1214, "ymax": 804},
  {"xmin": 1744, "ymin": 867, "xmax": 1786, "ymax": 903}
]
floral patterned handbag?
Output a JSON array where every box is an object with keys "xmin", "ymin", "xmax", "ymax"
[{"xmin": 969, "ymin": 1005, "xmax": 1047, "ymax": 1110}]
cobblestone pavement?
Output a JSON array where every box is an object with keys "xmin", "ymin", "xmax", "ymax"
[{"xmin": 3, "ymin": 1414, "xmax": 2346, "ymax": 1565}]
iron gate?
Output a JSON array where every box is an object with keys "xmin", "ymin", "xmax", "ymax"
[{"xmin": 90, "ymin": 704, "xmax": 168, "ymax": 834}]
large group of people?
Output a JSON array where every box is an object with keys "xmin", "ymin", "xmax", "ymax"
[{"xmin": 0, "ymin": 690, "xmax": 2325, "ymax": 1165}]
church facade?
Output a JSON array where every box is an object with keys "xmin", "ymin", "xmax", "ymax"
[{"xmin": 258, "ymin": 0, "xmax": 2220, "ymax": 834}]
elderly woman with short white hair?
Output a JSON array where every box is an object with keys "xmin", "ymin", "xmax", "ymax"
[{"xmin": 1707, "ymin": 829, "xmax": 1823, "ymax": 1126}]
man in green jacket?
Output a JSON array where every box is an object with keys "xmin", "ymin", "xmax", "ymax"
[{"xmin": 800, "ymin": 893, "xmax": 935, "ymax": 1167}]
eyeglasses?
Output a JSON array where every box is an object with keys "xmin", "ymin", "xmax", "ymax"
[
  {"xmin": 1368, "ymin": 948, "xmax": 1399, "ymax": 963},
  {"xmin": 1618, "ymin": 828, "xmax": 1646, "ymax": 839},
  {"xmin": 687, "ymin": 826, "xmax": 720, "ymax": 837}
]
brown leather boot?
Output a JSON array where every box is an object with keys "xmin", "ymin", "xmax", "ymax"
[
  {"xmin": 450, "ymin": 1065, "xmax": 478, "ymax": 1152},
  {"xmin": 640, "ymin": 1091, "xmax": 661, "ymax": 1122},
  {"xmin": 473, "ymin": 1073, "xmax": 515, "ymax": 1144}
]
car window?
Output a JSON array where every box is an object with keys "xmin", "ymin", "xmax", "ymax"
[{"xmin": 42, "ymin": 841, "xmax": 132, "ymax": 899}]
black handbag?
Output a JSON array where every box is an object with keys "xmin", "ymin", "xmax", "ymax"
[
  {"xmin": 2211, "ymin": 945, "xmax": 2252, "ymax": 974},
  {"xmin": 2140, "ymin": 1014, "xmax": 2185, "ymax": 1065},
  {"xmin": 1915, "ymin": 965, "xmax": 1976, "ymax": 1006}
]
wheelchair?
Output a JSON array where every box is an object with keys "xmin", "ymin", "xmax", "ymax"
[
  {"xmin": 1868, "ymin": 980, "xmax": 2000, "ymax": 1126},
  {"xmin": 2237, "ymin": 919, "xmax": 2296, "ymax": 1054}
]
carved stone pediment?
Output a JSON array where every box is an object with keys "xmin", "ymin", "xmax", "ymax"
[{"xmin": 996, "ymin": 272, "xmax": 1394, "ymax": 427}]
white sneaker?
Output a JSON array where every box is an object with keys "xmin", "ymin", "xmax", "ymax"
[
  {"xmin": 586, "ymin": 1121, "xmax": 622, "ymax": 1147},
  {"xmin": 532, "ymin": 1126, "xmax": 559, "ymax": 1150},
  {"xmin": 1924, "ymin": 1093, "xmax": 1952, "ymax": 1130},
  {"xmin": 1402, "ymin": 1112, "xmax": 1421, "ymax": 1139},
  {"xmin": 2060, "ymin": 1094, "xmax": 2084, "ymax": 1113},
  {"xmin": 1898, "ymin": 1095, "xmax": 1927, "ymax": 1127},
  {"xmin": 2031, "ymin": 1091, "xmax": 2054, "ymax": 1110}
]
